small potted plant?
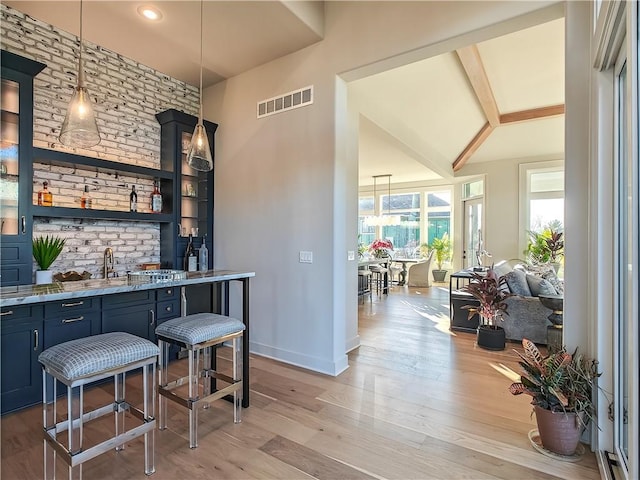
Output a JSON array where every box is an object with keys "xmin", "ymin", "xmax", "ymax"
[
  {"xmin": 461, "ymin": 266, "xmax": 513, "ymax": 350},
  {"xmin": 508, "ymin": 339, "xmax": 600, "ymax": 456},
  {"xmin": 429, "ymin": 233, "xmax": 451, "ymax": 282},
  {"xmin": 32, "ymin": 235, "xmax": 66, "ymax": 284}
]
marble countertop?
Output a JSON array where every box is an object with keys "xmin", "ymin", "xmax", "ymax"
[{"xmin": 0, "ymin": 270, "xmax": 255, "ymax": 308}]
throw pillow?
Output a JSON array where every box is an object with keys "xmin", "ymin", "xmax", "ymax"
[
  {"xmin": 526, "ymin": 273, "xmax": 557, "ymax": 296},
  {"xmin": 541, "ymin": 268, "xmax": 564, "ymax": 294},
  {"xmin": 504, "ymin": 269, "xmax": 532, "ymax": 296}
]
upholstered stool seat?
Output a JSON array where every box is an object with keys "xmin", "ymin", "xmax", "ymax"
[
  {"xmin": 369, "ymin": 264, "xmax": 388, "ymax": 294},
  {"xmin": 155, "ymin": 313, "xmax": 245, "ymax": 449},
  {"xmin": 39, "ymin": 332, "xmax": 159, "ymax": 478}
]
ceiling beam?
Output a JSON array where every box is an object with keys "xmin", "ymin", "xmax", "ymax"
[
  {"xmin": 452, "ymin": 122, "xmax": 494, "ymax": 172},
  {"xmin": 455, "ymin": 45, "xmax": 501, "ymax": 127},
  {"xmin": 499, "ymin": 104, "xmax": 565, "ymax": 124}
]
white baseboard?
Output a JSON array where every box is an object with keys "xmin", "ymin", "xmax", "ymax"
[{"xmin": 250, "ymin": 341, "xmax": 349, "ymax": 376}]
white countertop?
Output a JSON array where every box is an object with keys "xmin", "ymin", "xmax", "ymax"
[{"xmin": 0, "ymin": 270, "xmax": 255, "ymax": 308}]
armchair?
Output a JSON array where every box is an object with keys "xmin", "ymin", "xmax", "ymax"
[{"xmin": 407, "ymin": 250, "xmax": 434, "ymax": 287}]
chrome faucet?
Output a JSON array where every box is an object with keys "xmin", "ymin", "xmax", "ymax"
[{"xmin": 104, "ymin": 247, "xmax": 115, "ymax": 279}]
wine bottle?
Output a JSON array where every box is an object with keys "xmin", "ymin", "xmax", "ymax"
[
  {"xmin": 150, "ymin": 180, "xmax": 162, "ymax": 213},
  {"xmin": 130, "ymin": 185, "xmax": 137, "ymax": 212},
  {"xmin": 184, "ymin": 234, "xmax": 197, "ymax": 272},
  {"xmin": 198, "ymin": 236, "xmax": 208, "ymax": 271},
  {"xmin": 80, "ymin": 185, "xmax": 92, "ymax": 209},
  {"xmin": 37, "ymin": 181, "xmax": 53, "ymax": 207}
]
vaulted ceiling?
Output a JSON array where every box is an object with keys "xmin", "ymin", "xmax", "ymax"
[{"xmin": 4, "ymin": 2, "xmax": 564, "ymax": 186}]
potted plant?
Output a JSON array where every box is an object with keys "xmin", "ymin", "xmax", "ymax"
[
  {"xmin": 509, "ymin": 339, "xmax": 600, "ymax": 456},
  {"xmin": 461, "ymin": 266, "xmax": 514, "ymax": 350},
  {"xmin": 32, "ymin": 235, "xmax": 66, "ymax": 284},
  {"xmin": 369, "ymin": 238, "xmax": 393, "ymax": 259},
  {"xmin": 429, "ymin": 233, "xmax": 451, "ymax": 282},
  {"xmin": 525, "ymin": 227, "xmax": 564, "ymax": 271}
]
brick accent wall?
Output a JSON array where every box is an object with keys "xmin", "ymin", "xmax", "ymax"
[{"xmin": 1, "ymin": 4, "xmax": 200, "ymax": 279}]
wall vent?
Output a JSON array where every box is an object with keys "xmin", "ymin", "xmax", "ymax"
[{"xmin": 257, "ymin": 86, "xmax": 313, "ymax": 119}]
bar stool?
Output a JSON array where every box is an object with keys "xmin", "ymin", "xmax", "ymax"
[
  {"xmin": 358, "ymin": 269, "xmax": 372, "ymax": 303},
  {"xmin": 369, "ymin": 264, "xmax": 388, "ymax": 294},
  {"xmin": 39, "ymin": 332, "xmax": 159, "ymax": 479},
  {"xmin": 155, "ymin": 312, "xmax": 245, "ymax": 449}
]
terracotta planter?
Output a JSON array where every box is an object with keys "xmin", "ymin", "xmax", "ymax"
[
  {"xmin": 534, "ymin": 405, "xmax": 583, "ymax": 456},
  {"xmin": 476, "ymin": 324, "xmax": 505, "ymax": 350}
]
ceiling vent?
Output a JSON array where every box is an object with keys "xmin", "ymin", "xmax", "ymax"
[{"xmin": 257, "ymin": 86, "xmax": 313, "ymax": 119}]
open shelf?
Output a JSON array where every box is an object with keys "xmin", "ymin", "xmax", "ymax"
[{"xmin": 32, "ymin": 206, "xmax": 173, "ymax": 223}]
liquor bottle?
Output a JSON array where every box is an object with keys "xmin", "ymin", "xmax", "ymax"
[
  {"xmin": 130, "ymin": 185, "xmax": 137, "ymax": 212},
  {"xmin": 80, "ymin": 185, "xmax": 92, "ymax": 209},
  {"xmin": 184, "ymin": 234, "xmax": 197, "ymax": 271},
  {"xmin": 37, "ymin": 181, "xmax": 53, "ymax": 207},
  {"xmin": 150, "ymin": 180, "xmax": 162, "ymax": 213},
  {"xmin": 198, "ymin": 236, "xmax": 208, "ymax": 271}
]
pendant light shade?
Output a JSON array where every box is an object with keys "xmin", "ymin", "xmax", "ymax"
[
  {"xmin": 59, "ymin": 0, "xmax": 100, "ymax": 148},
  {"xmin": 364, "ymin": 174, "xmax": 402, "ymax": 227},
  {"xmin": 187, "ymin": 0, "xmax": 213, "ymax": 172}
]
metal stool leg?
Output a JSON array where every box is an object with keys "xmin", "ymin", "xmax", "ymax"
[
  {"xmin": 43, "ymin": 373, "xmax": 56, "ymax": 480},
  {"xmin": 114, "ymin": 372, "xmax": 125, "ymax": 452},
  {"xmin": 158, "ymin": 340, "xmax": 169, "ymax": 430},
  {"xmin": 143, "ymin": 362, "xmax": 156, "ymax": 475},
  {"xmin": 233, "ymin": 336, "xmax": 242, "ymax": 424},
  {"xmin": 188, "ymin": 346, "xmax": 200, "ymax": 449},
  {"xmin": 67, "ymin": 385, "xmax": 82, "ymax": 479}
]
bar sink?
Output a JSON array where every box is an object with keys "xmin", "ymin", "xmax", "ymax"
[{"xmin": 127, "ymin": 269, "xmax": 187, "ymax": 284}]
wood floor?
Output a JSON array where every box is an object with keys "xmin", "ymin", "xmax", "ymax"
[{"xmin": 1, "ymin": 284, "xmax": 601, "ymax": 479}]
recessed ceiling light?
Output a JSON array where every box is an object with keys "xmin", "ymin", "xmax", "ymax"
[{"xmin": 137, "ymin": 5, "xmax": 163, "ymax": 21}]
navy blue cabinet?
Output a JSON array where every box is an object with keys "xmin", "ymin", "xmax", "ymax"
[
  {"xmin": 155, "ymin": 109, "xmax": 217, "ymax": 270},
  {"xmin": 102, "ymin": 291, "xmax": 155, "ymax": 340},
  {"xmin": 43, "ymin": 297, "xmax": 101, "ymax": 348},
  {"xmin": 0, "ymin": 51, "xmax": 46, "ymax": 286},
  {"xmin": 0, "ymin": 305, "xmax": 43, "ymax": 414}
]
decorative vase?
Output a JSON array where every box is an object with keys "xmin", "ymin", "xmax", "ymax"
[
  {"xmin": 373, "ymin": 250, "xmax": 388, "ymax": 259},
  {"xmin": 35, "ymin": 269, "xmax": 53, "ymax": 285},
  {"xmin": 534, "ymin": 405, "xmax": 583, "ymax": 456},
  {"xmin": 476, "ymin": 322, "xmax": 505, "ymax": 350}
]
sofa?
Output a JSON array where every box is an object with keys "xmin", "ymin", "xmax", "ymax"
[{"xmin": 492, "ymin": 260, "xmax": 564, "ymax": 345}]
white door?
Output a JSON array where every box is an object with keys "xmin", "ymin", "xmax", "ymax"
[{"xmin": 463, "ymin": 198, "xmax": 483, "ymax": 270}]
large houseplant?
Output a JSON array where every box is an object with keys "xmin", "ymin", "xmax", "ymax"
[
  {"xmin": 461, "ymin": 267, "xmax": 513, "ymax": 350},
  {"xmin": 525, "ymin": 227, "xmax": 564, "ymax": 269},
  {"xmin": 32, "ymin": 235, "xmax": 66, "ymax": 284},
  {"xmin": 429, "ymin": 233, "xmax": 451, "ymax": 282},
  {"xmin": 509, "ymin": 339, "xmax": 600, "ymax": 456}
]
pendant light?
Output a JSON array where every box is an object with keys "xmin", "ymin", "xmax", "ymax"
[
  {"xmin": 186, "ymin": 0, "xmax": 213, "ymax": 172},
  {"xmin": 364, "ymin": 174, "xmax": 402, "ymax": 227},
  {"xmin": 59, "ymin": 0, "xmax": 100, "ymax": 148}
]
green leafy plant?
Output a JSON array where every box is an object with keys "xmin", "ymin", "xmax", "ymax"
[
  {"xmin": 508, "ymin": 339, "xmax": 600, "ymax": 428},
  {"xmin": 525, "ymin": 227, "xmax": 564, "ymax": 265},
  {"xmin": 419, "ymin": 243, "xmax": 430, "ymax": 259},
  {"xmin": 429, "ymin": 233, "xmax": 451, "ymax": 270},
  {"xmin": 461, "ymin": 267, "xmax": 513, "ymax": 326},
  {"xmin": 32, "ymin": 235, "xmax": 66, "ymax": 271}
]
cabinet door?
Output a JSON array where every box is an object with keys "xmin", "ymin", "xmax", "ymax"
[
  {"xmin": 1, "ymin": 307, "xmax": 43, "ymax": 414},
  {"xmin": 44, "ymin": 312, "xmax": 100, "ymax": 349},
  {"xmin": 102, "ymin": 303, "xmax": 155, "ymax": 341},
  {"xmin": 0, "ymin": 52, "xmax": 46, "ymax": 286}
]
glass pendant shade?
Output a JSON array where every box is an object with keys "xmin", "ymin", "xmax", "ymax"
[
  {"xmin": 187, "ymin": 122, "xmax": 213, "ymax": 171},
  {"xmin": 59, "ymin": 0, "xmax": 100, "ymax": 148},
  {"xmin": 187, "ymin": 0, "xmax": 213, "ymax": 172},
  {"xmin": 59, "ymin": 82, "xmax": 100, "ymax": 148}
]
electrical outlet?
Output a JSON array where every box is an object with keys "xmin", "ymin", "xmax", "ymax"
[
  {"xmin": 348, "ymin": 250, "xmax": 355, "ymax": 261},
  {"xmin": 299, "ymin": 251, "xmax": 313, "ymax": 263}
]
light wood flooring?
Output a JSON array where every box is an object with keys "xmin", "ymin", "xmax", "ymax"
[{"xmin": 1, "ymin": 284, "xmax": 601, "ymax": 479}]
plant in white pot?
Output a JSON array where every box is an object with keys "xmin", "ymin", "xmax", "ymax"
[
  {"xmin": 508, "ymin": 339, "xmax": 600, "ymax": 456},
  {"xmin": 461, "ymin": 266, "xmax": 513, "ymax": 350},
  {"xmin": 33, "ymin": 235, "xmax": 66, "ymax": 284}
]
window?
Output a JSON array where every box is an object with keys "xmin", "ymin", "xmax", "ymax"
[
  {"xmin": 519, "ymin": 162, "xmax": 564, "ymax": 253},
  {"xmin": 381, "ymin": 192, "xmax": 420, "ymax": 253}
]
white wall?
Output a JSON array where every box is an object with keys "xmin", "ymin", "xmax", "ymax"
[{"xmin": 203, "ymin": 1, "xmax": 573, "ymax": 375}]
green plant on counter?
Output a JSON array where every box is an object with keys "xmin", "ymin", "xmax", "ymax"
[{"xmin": 32, "ymin": 235, "xmax": 66, "ymax": 271}]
